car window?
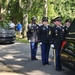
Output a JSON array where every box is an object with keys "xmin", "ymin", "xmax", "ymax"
[
  {"xmin": 0, "ymin": 21, "xmax": 9, "ymax": 29},
  {"xmin": 65, "ymin": 42, "xmax": 75, "ymax": 53}
]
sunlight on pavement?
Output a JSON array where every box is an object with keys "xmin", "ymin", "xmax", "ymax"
[
  {"xmin": 0, "ymin": 57, "xmax": 5, "ymax": 61},
  {"xmin": 7, "ymin": 64, "xmax": 24, "ymax": 70},
  {"xmin": 8, "ymin": 51, "xmax": 20, "ymax": 53},
  {"xmin": 3, "ymin": 54, "xmax": 14, "ymax": 59},
  {"xmin": 0, "ymin": 72, "xmax": 23, "ymax": 75},
  {"xmin": 14, "ymin": 58, "xmax": 28, "ymax": 61},
  {"xmin": 26, "ymin": 70, "xmax": 51, "ymax": 75},
  {"xmin": 0, "ymin": 42, "xmax": 22, "ymax": 50}
]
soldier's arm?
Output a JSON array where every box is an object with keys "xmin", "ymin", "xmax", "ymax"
[
  {"xmin": 26, "ymin": 25, "xmax": 31, "ymax": 40},
  {"xmin": 51, "ymin": 27, "xmax": 55, "ymax": 44},
  {"xmin": 38, "ymin": 26, "xmax": 42, "ymax": 42}
]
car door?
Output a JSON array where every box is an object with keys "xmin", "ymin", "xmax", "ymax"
[{"xmin": 61, "ymin": 40, "xmax": 75, "ymax": 70}]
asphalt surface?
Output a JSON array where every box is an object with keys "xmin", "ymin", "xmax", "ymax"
[{"xmin": 0, "ymin": 42, "xmax": 75, "ymax": 75}]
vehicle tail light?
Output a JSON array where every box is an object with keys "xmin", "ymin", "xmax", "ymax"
[{"xmin": 61, "ymin": 40, "xmax": 67, "ymax": 49}]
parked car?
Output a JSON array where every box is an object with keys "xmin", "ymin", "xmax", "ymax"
[
  {"xmin": 0, "ymin": 20, "xmax": 16, "ymax": 43},
  {"xmin": 60, "ymin": 18, "xmax": 75, "ymax": 71}
]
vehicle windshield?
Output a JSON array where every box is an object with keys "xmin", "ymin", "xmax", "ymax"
[{"xmin": 0, "ymin": 20, "xmax": 9, "ymax": 29}]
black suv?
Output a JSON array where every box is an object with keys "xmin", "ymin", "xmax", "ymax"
[
  {"xmin": 0, "ymin": 20, "xmax": 16, "ymax": 43},
  {"xmin": 60, "ymin": 18, "xmax": 75, "ymax": 71}
]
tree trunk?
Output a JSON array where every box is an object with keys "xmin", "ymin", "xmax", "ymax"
[
  {"xmin": 22, "ymin": 13, "xmax": 28, "ymax": 38},
  {"xmin": 0, "ymin": 0, "xmax": 10, "ymax": 20},
  {"xmin": 43, "ymin": 0, "xmax": 48, "ymax": 17},
  {"xmin": 0, "ymin": 5, "xmax": 1, "ymax": 20},
  {"xmin": 19, "ymin": 0, "xmax": 32, "ymax": 38}
]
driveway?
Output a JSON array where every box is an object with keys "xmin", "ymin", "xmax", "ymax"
[{"xmin": 0, "ymin": 42, "xmax": 75, "ymax": 75}]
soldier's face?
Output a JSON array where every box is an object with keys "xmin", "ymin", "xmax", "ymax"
[
  {"xmin": 43, "ymin": 21, "xmax": 48, "ymax": 25},
  {"xmin": 55, "ymin": 21, "xmax": 61, "ymax": 26},
  {"xmin": 66, "ymin": 22, "xmax": 70, "ymax": 27}
]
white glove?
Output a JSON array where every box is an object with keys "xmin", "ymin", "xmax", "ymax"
[
  {"xmin": 28, "ymin": 40, "xmax": 31, "ymax": 42},
  {"xmin": 39, "ymin": 42, "xmax": 42, "ymax": 45},
  {"xmin": 51, "ymin": 44, "xmax": 54, "ymax": 48}
]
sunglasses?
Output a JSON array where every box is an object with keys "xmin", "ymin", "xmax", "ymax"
[{"xmin": 56, "ymin": 20, "xmax": 61, "ymax": 22}]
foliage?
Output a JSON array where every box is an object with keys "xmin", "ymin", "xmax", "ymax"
[
  {"xmin": 6, "ymin": 0, "xmax": 23, "ymax": 24},
  {"xmin": 1, "ymin": 0, "xmax": 75, "ymax": 23},
  {"xmin": 16, "ymin": 37, "xmax": 28, "ymax": 43},
  {"xmin": 0, "ymin": 0, "xmax": 75, "ymax": 38},
  {"xmin": 28, "ymin": 0, "xmax": 44, "ymax": 22}
]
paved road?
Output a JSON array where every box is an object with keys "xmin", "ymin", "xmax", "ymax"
[{"xmin": 0, "ymin": 42, "xmax": 75, "ymax": 75}]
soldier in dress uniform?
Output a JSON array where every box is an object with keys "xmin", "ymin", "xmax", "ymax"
[
  {"xmin": 39, "ymin": 17, "xmax": 53, "ymax": 65},
  {"xmin": 64, "ymin": 19, "xmax": 71, "ymax": 37},
  {"xmin": 27, "ymin": 17, "xmax": 39, "ymax": 60},
  {"xmin": 52, "ymin": 17, "xmax": 65, "ymax": 71}
]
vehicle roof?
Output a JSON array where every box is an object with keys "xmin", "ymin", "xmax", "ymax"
[{"xmin": 66, "ymin": 18, "xmax": 75, "ymax": 39}]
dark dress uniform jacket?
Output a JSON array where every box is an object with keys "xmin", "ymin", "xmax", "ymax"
[
  {"xmin": 64, "ymin": 25, "xmax": 69, "ymax": 37},
  {"xmin": 27, "ymin": 24, "xmax": 39, "ymax": 42},
  {"xmin": 39, "ymin": 25, "xmax": 53, "ymax": 44},
  {"xmin": 53, "ymin": 25, "xmax": 65, "ymax": 50}
]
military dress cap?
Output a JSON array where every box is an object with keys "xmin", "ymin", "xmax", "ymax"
[
  {"xmin": 53, "ymin": 16, "xmax": 62, "ymax": 22},
  {"xmin": 42, "ymin": 17, "xmax": 48, "ymax": 22},
  {"xmin": 31, "ymin": 17, "xmax": 36, "ymax": 21},
  {"xmin": 65, "ymin": 19, "xmax": 71, "ymax": 23}
]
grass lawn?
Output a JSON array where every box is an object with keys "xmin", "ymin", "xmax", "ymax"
[{"xmin": 16, "ymin": 36, "xmax": 28, "ymax": 43}]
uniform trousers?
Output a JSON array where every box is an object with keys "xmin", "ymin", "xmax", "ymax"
[
  {"xmin": 30, "ymin": 42, "xmax": 38, "ymax": 59},
  {"xmin": 41, "ymin": 44, "xmax": 50, "ymax": 64},
  {"xmin": 55, "ymin": 49, "xmax": 62, "ymax": 70}
]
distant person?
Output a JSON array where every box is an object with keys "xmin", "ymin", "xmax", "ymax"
[
  {"xmin": 9, "ymin": 21, "xmax": 15, "ymax": 29},
  {"xmin": 52, "ymin": 17, "xmax": 65, "ymax": 71},
  {"xmin": 64, "ymin": 19, "xmax": 71, "ymax": 37},
  {"xmin": 27, "ymin": 17, "xmax": 39, "ymax": 61},
  {"xmin": 39, "ymin": 17, "xmax": 53, "ymax": 65},
  {"xmin": 16, "ymin": 22, "xmax": 22, "ymax": 37}
]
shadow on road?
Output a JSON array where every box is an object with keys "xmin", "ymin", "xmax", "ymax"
[{"xmin": 0, "ymin": 42, "xmax": 75, "ymax": 75}]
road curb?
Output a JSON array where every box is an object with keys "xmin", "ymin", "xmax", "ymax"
[{"xmin": 0, "ymin": 62, "xmax": 22, "ymax": 75}]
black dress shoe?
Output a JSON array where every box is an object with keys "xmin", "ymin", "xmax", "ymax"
[
  {"xmin": 43, "ymin": 63, "xmax": 46, "ymax": 65},
  {"xmin": 31, "ymin": 58, "xmax": 35, "ymax": 61},
  {"xmin": 31, "ymin": 58, "xmax": 38, "ymax": 61},
  {"xmin": 46, "ymin": 62, "xmax": 51, "ymax": 65},
  {"xmin": 55, "ymin": 69, "xmax": 61, "ymax": 72},
  {"xmin": 60, "ymin": 68, "xmax": 65, "ymax": 71},
  {"xmin": 34, "ymin": 58, "xmax": 38, "ymax": 60}
]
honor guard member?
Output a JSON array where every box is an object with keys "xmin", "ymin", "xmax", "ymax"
[
  {"xmin": 64, "ymin": 19, "xmax": 71, "ymax": 37},
  {"xmin": 27, "ymin": 17, "xmax": 39, "ymax": 60},
  {"xmin": 52, "ymin": 17, "xmax": 65, "ymax": 71},
  {"xmin": 39, "ymin": 17, "xmax": 53, "ymax": 65}
]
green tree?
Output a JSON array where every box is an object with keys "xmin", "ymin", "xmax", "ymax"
[
  {"xmin": 43, "ymin": 0, "xmax": 48, "ymax": 17},
  {"xmin": 19, "ymin": 0, "xmax": 32, "ymax": 38},
  {"xmin": 0, "ymin": 0, "xmax": 10, "ymax": 20}
]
